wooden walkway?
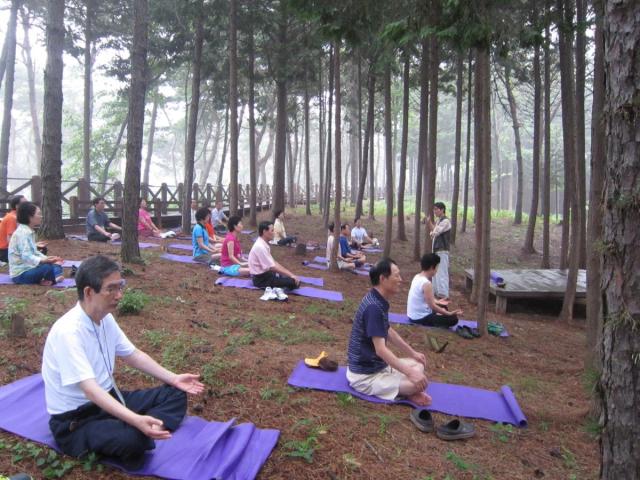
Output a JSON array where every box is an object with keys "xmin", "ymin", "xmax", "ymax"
[{"xmin": 464, "ymin": 268, "xmax": 587, "ymax": 314}]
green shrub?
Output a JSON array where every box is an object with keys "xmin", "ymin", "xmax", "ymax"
[{"xmin": 118, "ymin": 289, "xmax": 150, "ymax": 315}]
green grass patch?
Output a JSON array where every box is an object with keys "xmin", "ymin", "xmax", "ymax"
[
  {"xmin": 201, "ymin": 356, "xmax": 240, "ymax": 388},
  {"xmin": 0, "ymin": 296, "xmax": 27, "ymax": 330},
  {"xmin": 161, "ymin": 333, "xmax": 205, "ymax": 371},
  {"xmin": 489, "ymin": 423, "xmax": 514, "ymax": 443},
  {"xmin": 118, "ymin": 289, "xmax": 150, "ymax": 315}
]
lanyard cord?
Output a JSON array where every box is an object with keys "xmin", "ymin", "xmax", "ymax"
[{"xmin": 91, "ymin": 320, "xmax": 126, "ymax": 407}]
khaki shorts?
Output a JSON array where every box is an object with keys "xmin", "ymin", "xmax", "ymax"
[{"xmin": 347, "ymin": 366, "xmax": 404, "ymax": 401}]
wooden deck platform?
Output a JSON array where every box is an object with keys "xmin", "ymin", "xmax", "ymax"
[{"xmin": 464, "ymin": 268, "xmax": 587, "ymax": 314}]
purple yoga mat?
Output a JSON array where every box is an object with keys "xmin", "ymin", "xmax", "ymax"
[
  {"xmin": 112, "ymin": 241, "xmax": 159, "ymax": 249},
  {"xmin": 161, "ymin": 253, "xmax": 204, "ymax": 265},
  {"xmin": 241, "ymin": 229, "xmax": 255, "ymax": 235},
  {"xmin": 0, "ymin": 374, "xmax": 279, "ymax": 480},
  {"xmin": 288, "ymin": 361, "xmax": 527, "ymax": 427},
  {"xmin": 361, "ymin": 247, "xmax": 383, "ymax": 253},
  {"xmin": 168, "ymin": 243, "xmax": 193, "ymax": 251},
  {"xmin": 215, "ymin": 277, "xmax": 343, "ymax": 302},
  {"xmin": 61, "ymin": 260, "xmax": 82, "ymax": 268},
  {"xmin": 490, "ymin": 271, "xmax": 505, "ymax": 286},
  {"xmin": 388, "ymin": 312, "xmax": 510, "ymax": 338},
  {"xmin": 313, "ymin": 256, "xmax": 327, "ymax": 263},
  {"xmin": 303, "ymin": 261, "xmax": 329, "ymax": 271},
  {"xmin": 0, "ymin": 274, "xmax": 75, "ymax": 289}
]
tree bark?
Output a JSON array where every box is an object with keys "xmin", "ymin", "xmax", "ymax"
[
  {"xmin": 0, "ymin": 0, "xmax": 19, "ymax": 196},
  {"xmin": 523, "ymin": 38, "xmax": 542, "ymax": 253},
  {"xmin": 216, "ymin": 105, "xmax": 230, "ymax": 188},
  {"xmin": 382, "ymin": 62, "xmax": 394, "ymax": 258},
  {"xmin": 82, "ymin": 0, "xmax": 94, "ymax": 183},
  {"xmin": 451, "ymin": 51, "xmax": 463, "ymax": 244},
  {"xmin": 20, "ymin": 9, "xmax": 41, "ymax": 171},
  {"xmin": 304, "ymin": 76, "xmax": 311, "ymax": 215},
  {"xmin": 575, "ymin": 0, "xmax": 587, "ymax": 268},
  {"xmin": 101, "ymin": 117, "xmax": 127, "ymax": 191},
  {"xmin": 355, "ymin": 67, "xmax": 374, "ymax": 220},
  {"xmin": 121, "ymin": 0, "xmax": 148, "ymax": 263},
  {"xmin": 272, "ymin": 5, "xmax": 288, "ymax": 216},
  {"xmin": 414, "ymin": 37, "xmax": 429, "ymax": 260},
  {"xmin": 541, "ymin": 1, "xmax": 552, "ymax": 268},
  {"xmin": 228, "ymin": 0, "xmax": 239, "ymax": 215},
  {"xmin": 248, "ymin": 5, "xmax": 258, "ymax": 225},
  {"xmin": 322, "ymin": 47, "xmax": 334, "ymax": 227},
  {"xmin": 181, "ymin": 3, "xmax": 204, "ymax": 235},
  {"xmin": 461, "ymin": 50, "xmax": 472, "ymax": 234},
  {"xmin": 502, "ymin": 63, "xmax": 524, "ymax": 224},
  {"xmin": 396, "ymin": 53, "xmax": 409, "ymax": 241},
  {"xmin": 39, "ymin": 0, "xmax": 65, "ymax": 239},
  {"xmin": 330, "ymin": 41, "xmax": 342, "ymax": 271},
  {"xmin": 598, "ymin": 2, "xmax": 640, "ymax": 477},
  {"xmin": 424, "ymin": 26, "xmax": 439, "ymax": 251},
  {"xmin": 142, "ymin": 88, "xmax": 158, "ymax": 187}
]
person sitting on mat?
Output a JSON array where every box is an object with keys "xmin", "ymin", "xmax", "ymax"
[
  {"xmin": 210, "ymin": 201, "xmax": 228, "ymax": 235},
  {"xmin": 248, "ymin": 220, "xmax": 300, "ymax": 289},
  {"xmin": 339, "ymin": 223, "xmax": 366, "ymax": 265},
  {"xmin": 137, "ymin": 199, "xmax": 175, "ymax": 239},
  {"xmin": 8, "ymin": 202, "xmax": 65, "ymax": 286},
  {"xmin": 350, "ymin": 217, "xmax": 377, "ymax": 250},
  {"xmin": 428, "ymin": 201, "xmax": 451, "ymax": 300},
  {"xmin": 326, "ymin": 223, "xmax": 355, "ymax": 271},
  {"xmin": 87, "ymin": 197, "xmax": 122, "ymax": 242},
  {"xmin": 216, "ymin": 215, "xmax": 250, "ymax": 277},
  {"xmin": 271, "ymin": 209, "xmax": 297, "ymax": 246},
  {"xmin": 192, "ymin": 207, "xmax": 221, "ymax": 264},
  {"xmin": 42, "ymin": 255, "xmax": 204, "ymax": 469},
  {"xmin": 347, "ymin": 258, "xmax": 431, "ymax": 406},
  {"xmin": 0, "ymin": 195, "xmax": 27, "ymax": 265},
  {"xmin": 204, "ymin": 205, "xmax": 225, "ymax": 243},
  {"xmin": 407, "ymin": 253, "xmax": 462, "ymax": 328}
]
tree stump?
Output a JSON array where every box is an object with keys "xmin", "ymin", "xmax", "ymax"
[{"xmin": 10, "ymin": 313, "xmax": 26, "ymax": 338}]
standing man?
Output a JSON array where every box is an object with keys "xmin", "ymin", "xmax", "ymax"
[
  {"xmin": 86, "ymin": 198, "xmax": 122, "ymax": 242},
  {"xmin": 428, "ymin": 202, "xmax": 451, "ymax": 300},
  {"xmin": 42, "ymin": 255, "xmax": 204, "ymax": 469},
  {"xmin": 347, "ymin": 258, "xmax": 431, "ymax": 406},
  {"xmin": 248, "ymin": 221, "xmax": 300, "ymax": 290}
]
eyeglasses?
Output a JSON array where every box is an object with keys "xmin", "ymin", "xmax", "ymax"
[{"xmin": 103, "ymin": 280, "xmax": 127, "ymax": 294}]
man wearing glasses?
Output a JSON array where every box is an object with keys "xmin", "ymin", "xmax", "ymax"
[{"xmin": 41, "ymin": 255, "xmax": 204, "ymax": 469}]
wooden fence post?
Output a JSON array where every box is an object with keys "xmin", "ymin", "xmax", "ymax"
[
  {"xmin": 153, "ymin": 199, "xmax": 162, "ymax": 228},
  {"xmin": 30, "ymin": 176, "xmax": 42, "ymax": 205},
  {"xmin": 78, "ymin": 178, "xmax": 90, "ymax": 203},
  {"xmin": 161, "ymin": 183, "xmax": 168, "ymax": 214},
  {"xmin": 69, "ymin": 196, "xmax": 79, "ymax": 220}
]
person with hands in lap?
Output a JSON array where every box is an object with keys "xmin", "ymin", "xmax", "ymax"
[
  {"xmin": 42, "ymin": 255, "xmax": 204, "ymax": 469},
  {"xmin": 86, "ymin": 197, "xmax": 122, "ymax": 242},
  {"xmin": 347, "ymin": 258, "xmax": 431, "ymax": 406}
]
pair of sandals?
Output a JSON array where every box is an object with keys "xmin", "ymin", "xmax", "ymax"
[
  {"xmin": 410, "ymin": 409, "xmax": 475, "ymax": 440},
  {"xmin": 304, "ymin": 351, "xmax": 338, "ymax": 372},
  {"xmin": 456, "ymin": 325, "xmax": 481, "ymax": 339}
]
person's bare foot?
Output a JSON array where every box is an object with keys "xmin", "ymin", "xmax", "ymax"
[
  {"xmin": 55, "ymin": 275, "xmax": 65, "ymax": 283},
  {"xmin": 40, "ymin": 280, "xmax": 53, "ymax": 286},
  {"xmin": 408, "ymin": 391, "xmax": 432, "ymax": 406}
]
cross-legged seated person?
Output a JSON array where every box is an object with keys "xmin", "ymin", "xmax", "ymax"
[
  {"xmin": 340, "ymin": 223, "xmax": 366, "ymax": 265},
  {"xmin": 218, "ymin": 215, "xmax": 250, "ymax": 277},
  {"xmin": 248, "ymin": 221, "xmax": 301, "ymax": 289},
  {"xmin": 210, "ymin": 201, "xmax": 229, "ymax": 236},
  {"xmin": 350, "ymin": 217, "xmax": 377, "ymax": 250},
  {"xmin": 9, "ymin": 202, "xmax": 64, "ymax": 286},
  {"xmin": 326, "ymin": 223, "xmax": 355, "ymax": 271},
  {"xmin": 192, "ymin": 207, "xmax": 221, "ymax": 264},
  {"xmin": 42, "ymin": 255, "xmax": 204, "ymax": 469},
  {"xmin": 0, "ymin": 195, "xmax": 28, "ymax": 264},
  {"xmin": 87, "ymin": 197, "xmax": 121, "ymax": 242},
  {"xmin": 137, "ymin": 199, "xmax": 175, "ymax": 238},
  {"xmin": 347, "ymin": 259, "xmax": 431, "ymax": 406},
  {"xmin": 407, "ymin": 253, "xmax": 463, "ymax": 328},
  {"xmin": 271, "ymin": 210, "xmax": 297, "ymax": 246}
]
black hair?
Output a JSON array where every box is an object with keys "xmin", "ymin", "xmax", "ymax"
[
  {"xmin": 228, "ymin": 215, "xmax": 242, "ymax": 232},
  {"xmin": 16, "ymin": 202, "xmax": 38, "ymax": 225},
  {"xmin": 92, "ymin": 197, "xmax": 105, "ymax": 206},
  {"xmin": 258, "ymin": 220, "xmax": 273, "ymax": 236},
  {"xmin": 369, "ymin": 258, "xmax": 397, "ymax": 286},
  {"xmin": 75, "ymin": 255, "xmax": 121, "ymax": 301},
  {"xmin": 195, "ymin": 206, "xmax": 210, "ymax": 222},
  {"xmin": 273, "ymin": 209, "xmax": 283, "ymax": 220},
  {"xmin": 341, "ymin": 223, "xmax": 349, "ymax": 231},
  {"xmin": 420, "ymin": 253, "xmax": 441, "ymax": 271},
  {"xmin": 9, "ymin": 195, "xmax": 25, "ymax": 210},
  {"xmin": 328, "ymin": 222, "xmax": 335, "ymax": 233},
  {"xmin": 434, "ymin": 201, "xmax": 446, "ymax": 212}
]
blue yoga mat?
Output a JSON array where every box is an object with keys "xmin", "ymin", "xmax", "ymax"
[
  {"xmin": 0, "ymin": 374, "xmax": 279, "ymax": 480},
  {"xmin": 288, "ymin": 361, "xmax": 527, "ymax": 427}
]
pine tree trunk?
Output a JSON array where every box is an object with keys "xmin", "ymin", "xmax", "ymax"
[
  {"xmin": 523, "ymin": 39, "xmax": 542, "ymax": 253},
  {"xmin": 142, "ymin": 88, "xmax": 158, "ymax": 187},
  {"xmin": 181, "ymin": 4, "xmax": 204, "ymax": 235},
  {"xmin": 541, "ymin": 1, "xmax": 552, "ymax": 268},
  {"xmin": 598, "ymin": 2, "xmax": 640, "ymax": 476},
  {"xmin": 228, "ymin": 0, "xmax": 239, "ymax": 215},
  {"xmin": 304, "ymin": 78, "xmax": 311, "ymax": 215},
  {"xmin": 318, "ymin": 53, "xmax": 324, "ymax": 213},
  {"xmin": 424, "ymin": 28, "xmax": 439, "ymax": 251},
  {"xmin": 414, "ymin": 38, "xmax": 429, "ymax": 260},
  {"xmin": 121, "ymin": 0, "xmax": 148, "ymax": 263},
  {"xmin": 322, "ymin": 47, "xmax": 334, "ymax": 227},
  {"xmin": 248, "ymin": 8, "xmax": 257, "ymax": 225},
  {"xmin": 82, "ymin": 0, "xmax": 94, "ymax": 183},
  {"xmin": 0, "ymin": 0, "xmax": 19, "ymax": 196},
  {"xmin": 330, "ymin": 42, "xmax": 342, "ymax": 271},
  {"xmin": 461, "ymin": 50, "xmax": 472, "ymax": 234},
  {"xmin": 20, "ymin": 10, "xmax": 42, "ymax": 170},
  {"xmin": 355, "ymin": 68, "xmax": 374, "ymax": 220},
  {"xmin": 451, "ymin": 52, "xmax": 463, "ymax": 244},
  {"xmin": 575, "ymin": 0, "xmax": 587, "ymax": 268},
  {"xmin": 383, "ymin": 62, "xmax": 394, "ymax": 257},
  {"xmin": 39, "ymin": 0, "xmax": 65, "ymax": 239},
  {"xmin": 368, "ymin": 122, "xmax": 375, "ymax": 219},
  {"xmin": 396, "ymin": 53, "xmax": 409, "ymax": 241},
  {"xmin": 585, "ymin": 0, "xmax": 605, "ymax": 371},
  {"xmin": 216, "ymin": 105, "xmax": 230, "ymax": 188},
  {"xmin": 503, "ymin": 64, "xmax": 524, "ymax": 224}
]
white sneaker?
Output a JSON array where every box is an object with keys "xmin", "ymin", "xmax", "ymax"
[
  {"xmin": 260, "ymin": 287, "xmax": 277, "ymax": 301},
  {"xmin": 0, "ymin": 260, "xmax": 6, "ymax": 267},
  {"xmin": 274, "ymin": 287, "xmax": 288, "ymax": 301},
  {"xmin": 111, "ymin": 233, "xmax": 121, "ymax": 241},
  {"xmin": 210, "ymin": 264, "xmax": 221, "ymax": 272}
]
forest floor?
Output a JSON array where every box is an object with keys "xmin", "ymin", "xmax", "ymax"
[{"xmin": 0, "ymin": 207, "xmax": 598, "ymax": 480}]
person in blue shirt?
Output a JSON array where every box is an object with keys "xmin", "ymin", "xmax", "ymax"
[
  {"xmin": 347, "ymin": 258, "xmax": 431, "ymax": 406},
  {"xmin": 192, "ymin": 207, "xmax": 221, "ymax": 263},
  {"xmin": 339, "ymin": 223, "xmax": 366, "ymax": 266}
]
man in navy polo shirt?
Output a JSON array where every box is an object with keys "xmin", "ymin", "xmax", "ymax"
[{"xmin": 347, "ymin": 258, "xmax": 431, "ymax": 406}]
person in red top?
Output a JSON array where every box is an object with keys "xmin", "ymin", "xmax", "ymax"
[
  {"xmin": 216, "ymin": 216, "xmax": 250, "ymax": 277},
  {"xmin": 0, "ymin": 195, "xmax": 27, "ymax": 264},
  {"xmin": 137, "ymin": 199, "xmax": 175, "ymax": 238}
]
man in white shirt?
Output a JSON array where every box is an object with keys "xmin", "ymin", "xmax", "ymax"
[
  {"xmin": 326, "ymin": 223, "xmax": 355, "ymax": 271},
  {"xmin": 248, "ymin": 221, "xmax": 300, "ymax": 290},
  {"xmin": 42, "ymin": 255, "xmax": 204, "ymax": 469},
  {"xmin": 350, "ymin": 217, "xmax": 376, "ymax": 249}
]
